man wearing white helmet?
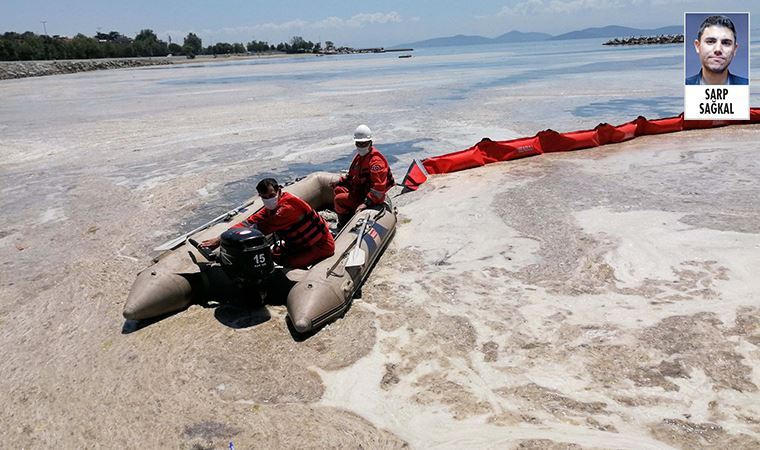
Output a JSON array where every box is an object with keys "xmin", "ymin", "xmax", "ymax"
[{"xmin": 332, "ymin": 124, "xmax": 394, "ymax": 226}]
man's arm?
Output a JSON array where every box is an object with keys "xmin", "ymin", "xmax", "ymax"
[
  {"xmin": 248, "ymin": 202, "xmax": 303, "ymax": 235},
  {"xmin": 364, "ymin": 154, "xmax": 390, "ymax": 206},
  {"xmin": 231, "ymin": 208, "xmax": 265, "ymax": 230},
  {"xmin": 200, "ymin": 208, "xmax": 267, "ymax": 249}
]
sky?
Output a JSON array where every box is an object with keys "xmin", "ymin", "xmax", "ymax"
[{"xmin": 2, "ymin": 1, "xmax": 758, "ymax": 48}]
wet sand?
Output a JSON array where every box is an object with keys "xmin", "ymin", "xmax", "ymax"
[{"xmin": 1, "ymin": 50, "xmax": 759, "ymax": 448}]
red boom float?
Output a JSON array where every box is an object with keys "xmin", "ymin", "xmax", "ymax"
[{"xmin": 401, "ymin": 109, "xmax": 760, "ymax": 192}]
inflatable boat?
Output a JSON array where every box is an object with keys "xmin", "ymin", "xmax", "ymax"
[{"xmin": 123, "ymin": 172, "xmax": 397, "ymax": 334}]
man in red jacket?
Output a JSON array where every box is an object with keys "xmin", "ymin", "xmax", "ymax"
[
  {"xmin": 200, "ymin": 178, "xmax": 335, "ymax": 269},
  {"xmin": 332, "ymin": 124, "xmax": 395, "ymax": 226}
]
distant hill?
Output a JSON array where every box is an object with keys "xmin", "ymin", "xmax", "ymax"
[
  {"xmin": 493, "ymin": 30, "xmax": 552, "ymax": 43},
  {"xmin": 549, "ymin": 25, "xmax": 683, "ymax": 40},
  {"xmin": 393, "ymin": 30, "xmax": 550, "ymax": 49},
  {"xmin": 396, "ymin": 34, "xmax": 494, "ymax": 48},
  {"xmin": 392, "ymin": 26, "xmax": 682, "ymax": 49}
]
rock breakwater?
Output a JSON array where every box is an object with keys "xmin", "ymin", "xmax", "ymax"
[
  {"xmin": 603, "ymin": 34, "xmax": 684, "ymax": 46},
  {"xmin": 0, "ymin": 58, "xmax": 173, "ymax": 80}
]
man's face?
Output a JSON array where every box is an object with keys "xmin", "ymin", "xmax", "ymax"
[
  {"xmin": 259, "ymin": 185, "xmax": 279, "ymax": 200},
  {"xmin": 694, "ymin": 25, "xmax": 738, "ymax": 74}
]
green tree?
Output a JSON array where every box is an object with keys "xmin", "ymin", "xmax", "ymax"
[
  {"xmin": 48, "ymin": 35, "xmax": 71, "ymax": 59},
  {"xmin": 0, "ymin": 37, "xmax": 17, "ymax": 60},
  {"xmin": 67, "ymin": 34, "xmax": 101, "ymax": 59},
  {"xmin": 0, "ymin": 30, "xmax": 148, "ymax": 60},
  {"xmin": 183, "ymin": 32, "xmax": 202, "ymax": 56},
  {"xmin": 290, "ymin": 36, "xmax": 305, "ymax": 48},
  {"xmin": 109, "ymin": 31, "xmax": 126, "ymax": 42},
  {"xmin": 246, "ymin": 40, "xmax": 269, "ymax": 52},
  {"xmin": 213, "ymin": 42, "xmax": 233, "ymax": 54},
  {"xmin": 136, "ymin": 29, "xmax": 157, "ymax": 41},
  {"xmin": 133, "ymin": 29, "xmax": 168, "ymax": 57},
  {"xmin": 285, "ymin": 36, "xmax": 314, "ymax": 53}
]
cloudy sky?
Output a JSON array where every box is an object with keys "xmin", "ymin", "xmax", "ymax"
[{"xmin": 2, "ymin": 0, "xmax": 758, "ymax": 47}]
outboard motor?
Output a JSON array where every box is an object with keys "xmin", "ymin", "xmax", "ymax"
[{"xmin": 219, "ymin": 227, "xmax": 275, "ymax": 284}]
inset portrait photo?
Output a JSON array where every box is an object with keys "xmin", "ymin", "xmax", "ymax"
[{"xmin": 685, "ymin": 13, "xmax": 749, "ymax": 85}]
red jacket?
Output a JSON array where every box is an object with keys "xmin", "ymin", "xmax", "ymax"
[
  {"xmin": 233, "ymin": 192, "xmax": 331, "ymax": 249},
  {"xmin": 339, "ymin": 146, "xmax": 395, "ymax": 205}
]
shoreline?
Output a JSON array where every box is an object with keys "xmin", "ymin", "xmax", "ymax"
[
  {"xmin": 0, "ymin": 49, "xmax": 410, "ymax": 80},
  {"xmin": 0, "ymin": 53, "xmax": 315, "ymax": 80}
]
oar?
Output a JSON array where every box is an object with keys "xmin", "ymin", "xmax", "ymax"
[
  {"xmin": 154, "ymin": 198, "xmax": 259, "ymax": 252},
  {"xmin": 324, "ymin": 206, "xmax": 387, "ymax": 276},
  {"xmin": 345, "ymin": 212, "xmax": 371, "ymax": 268}
]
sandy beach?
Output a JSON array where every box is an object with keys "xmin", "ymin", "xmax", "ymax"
[{"xmin": 1, "ymin": 43, "xmax": 759, "ymax": 448}]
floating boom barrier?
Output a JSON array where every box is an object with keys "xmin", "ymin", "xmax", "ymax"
[{"xmin": 401, "ymin": 109, "xmax": 760, "ymax": 192}]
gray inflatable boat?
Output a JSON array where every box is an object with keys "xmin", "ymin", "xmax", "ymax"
[{"xmin": 123, "ymin": 172, "xmax": 397, "ymax": 334}]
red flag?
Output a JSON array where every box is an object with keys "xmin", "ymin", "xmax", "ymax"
[{"xmin": 401, "ymin": 159, "xmax": 429, "ymax": 193}]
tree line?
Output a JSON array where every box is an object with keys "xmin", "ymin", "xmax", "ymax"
[{"xmin": 0, "ymin": 30, "xmax": 337, "ymax": 61}]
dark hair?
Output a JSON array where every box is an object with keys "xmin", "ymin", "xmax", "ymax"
[
  {"xmin": 256, "ymin": 178, "xmax": 280, "ymax": 193},
  {"xmin": 697, "ymin": 15, "xmax": 737, "ymax": 41}
]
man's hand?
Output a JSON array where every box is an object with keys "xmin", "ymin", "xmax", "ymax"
[
  {"xmin": 200, "ymin": 236, "xmax": 221, "ymax": 249},
  {"xmin": 356, "ymin": 203, "xmax": 367, "ymax": 212}
]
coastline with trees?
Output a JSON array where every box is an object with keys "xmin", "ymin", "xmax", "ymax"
[
  {"xmin": 0, "ymin": 29, "xmax": 408, "ymax": 79},
  {"xmin": 0, "ymin": 29, "xmax": 333, "ymax": 61}
]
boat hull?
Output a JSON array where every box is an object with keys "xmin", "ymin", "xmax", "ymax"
[
  {"xmin": 286, "ymin": 204, "xmax": 396, "ymax": 333},
  {"xmin": 123, "ymin": 171, "xmax": 397, "ymax": 333}
]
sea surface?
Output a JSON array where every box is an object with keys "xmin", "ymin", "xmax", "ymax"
[
  {"xmin": 156, "ymin": 37, "xmax": 758, "ymax": 116},
  {"xmin": 2, "ymin": 37, "xmax": 758, "ymax": 236},
  {"xmin": 160, "ymin": 38, "xmax": 759, "ymax": 215}
]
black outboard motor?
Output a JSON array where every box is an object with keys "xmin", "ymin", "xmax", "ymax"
[{"xmin": 219, "ymin": 227, "xmax": 275, "ymax": 284}]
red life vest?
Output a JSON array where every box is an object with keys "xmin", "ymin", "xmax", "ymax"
[
  {"xmin": 277, "ymin": 206, "xmax": 329, "ymax": 249},
  {"xmin": 234, "ymin": 192, "xmax": 331, "ymax": 249},
  {"xmin": 343, "ymin": 146, "xmax": 395, "ymax": 204}
]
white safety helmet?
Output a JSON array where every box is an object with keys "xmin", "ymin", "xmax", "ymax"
[{"xmin": 353, "ymin": 124, "xmax": 373, "ymax": 143}]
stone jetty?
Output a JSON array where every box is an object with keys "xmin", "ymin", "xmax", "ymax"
[
  {"xmin": 603, "ymin": 34, "xmax": 684, "ymax": 46},
  {"xmin": 0, "ymin": 58, "xmax": 173, "ymax": 80}
]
